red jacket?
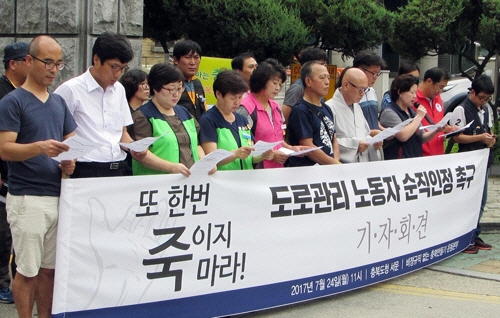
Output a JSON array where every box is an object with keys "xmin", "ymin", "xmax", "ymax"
[{"xmin": 415, "ymin": 89, "xmax": 445, "ymax": 156}]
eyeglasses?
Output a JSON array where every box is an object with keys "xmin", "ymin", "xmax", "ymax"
[
  {"xmin": 478, "ymin": 95, "xmax": 492, "ymax": 102},
  {"xmin": 361, "ymin": 68, "xmax": 381, "ymax": 77},
  {"xmin": 162, "ymin": 86, "xmax": 185, "ymax": 95},
  {"xmin": 435, "ymin": 83, "xmax": 446, "ymax": 90},
  {"xmin": 140, "ymin": 82, "xmax": 149, "ymax": 89},
  {"xmin": 107, "ymin": 62, "xmax": 129, "ymax": 73},
  {"xmin": 347, "ymin": 81, "xmax": 369, "ymax": 94},
  {"xmin": 31, "ymin": 56, "xmax": 66, "ymax": 70}
]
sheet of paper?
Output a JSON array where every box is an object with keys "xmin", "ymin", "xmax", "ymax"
[
  {"xmin": 119, "ymin": 132, "xmax": 168, "ymax": 152},
  {"xmin": 53, "ymin": 136, "xmax": 102, "ymax": 162},
  {"xmin": 439, "ymin": 120, "xmax": 473, "ymax": 138},
  {"xmin": 368, "ymin": 118, "xmax": 412, "ymax": 145},
  {"xmin": 250, "ymin": 140, "xmax": 282, "ymax": 156},
  {"xmin": 420, "ymin": 113, "xmax": 453, "ymax": 132},
  {"xmin": 190, "ymin": 149, "xmax": 233, "ymax": 174},
  {"xmin": 278, "ymin": 146, "xmax": 323, "ymax": 156}
]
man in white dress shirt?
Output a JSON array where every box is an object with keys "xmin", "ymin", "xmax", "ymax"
[{"xmin": 55, "ymin": 32, "xmax": 144, "ymax": 177}]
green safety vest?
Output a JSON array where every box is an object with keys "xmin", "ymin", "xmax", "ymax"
[
  {"xmin": 216, "ymin": 126, "xmax": 254, "ymax": 170},
  {"xmin": 133, "ymin": 103, "xmax": 199, "ymax": 175}
]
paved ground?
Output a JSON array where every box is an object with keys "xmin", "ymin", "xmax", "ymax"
[
  {"xmin": 483, "ymin": 176, "xmax": 500, "ymax": 227},
  {"xmin": 430, "ymin": 232, "xmax": 500, "ymax": 281}
]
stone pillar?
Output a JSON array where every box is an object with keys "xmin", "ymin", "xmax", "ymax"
[{"xmin": 0, "ymin": 0, "xmax": 143, "ymax": 90}]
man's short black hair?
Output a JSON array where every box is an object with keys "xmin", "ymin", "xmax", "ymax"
[
  {"xmin": 213, "ymin": 70, "xmax": 247, "ymax": 97},
  {"xmin": 390, "ymin": 74, "xmax": 420, "ymax": 102},
  {"xmin": 353, "ymin": 50, "xmax": 386, "ymax": 68},
  {"xmin": 148, "ymin": 63, "xmax": 185, "ymax": 96},
  {"xmin": 120, "ymin": 69, "xmax": 148, "ymax": 102},
  {"xmin": 471, "ymin": 74, "xmax": 495, "ymax": 95},
  {"xmin": 423, "ymin": 67, "xmax": 450, "ymax": 83},
  {"xmin": 231, "ymin": 52, "xmax": 255, "ymax": 71},
  {"xmin": 298, "ymin": 48, "xmax": 327, "ymax": 65},
  {"xmin": 92, "ymin": 32, "xmax": 134, "ymax": 65},
  {"xmin": 249, "ymin": 58, "xmax": 286, "ymax": 93},
  {"xmin": 173, "ymin": 40, "xmax": 202, "ymax": 60}
]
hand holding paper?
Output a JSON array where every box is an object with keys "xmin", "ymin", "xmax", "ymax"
[
  {"xmin": 119, "ymin": 132, "xmax": 168, "ymax": 152},
  {"xmin": 250, "ymin": 140, "xmax": 282, "ymax": 156},
  {"xmin": 439, "ymin": 121, "xmax": 473, "ymax": 138},
  {"xmin": 368, "ymin": 118, "xmax": 413, "ymax": 145},
  {"xmin": 52, "ymin": 136, "xmax": 102, "ymax": 162},
  {"xmin": 278, "ymin": 146, "xmax": 323, "ymax": 156},
  {"xmin": 190, "ymin": 149, "xmax": 233, "ymax": 174},
  {"xmin": 420, "ymin": 113, "xmax": 453, "ymax": 132}
]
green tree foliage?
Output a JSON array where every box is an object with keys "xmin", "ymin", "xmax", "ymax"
[
  {"xmin": 143, "ymin": 0, "xmax": 309, "ymax": 65},
  {"xmin": 185, "ymin": 0, "xmax": 308, "ymax": 65},
  {"xmin": 283, "ymin": 0, "xmax": 390, "ymax": 59},
  {"xmin": 143, "ymin": 0, "xmax": 187, "ymax": 53},
  {"xmin": 318, "ymin": 0, "xmax": 390, "ymax": 58},
  {"xmin": 389, "ymin": 0, "xmax": 500, "ymax": 79},
  {"xmin": 281, "ymin": 0, "xmax": 328, "ymax": 47}
]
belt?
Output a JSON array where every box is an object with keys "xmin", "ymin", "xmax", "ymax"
[{"xmin": 76, "ymin": 160, "xmax": 128, "ymax": 170}]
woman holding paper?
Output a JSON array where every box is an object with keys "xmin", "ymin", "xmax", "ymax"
[
  {"xmin": 132, "ymin": 63, "xmax": 211, "ymax": 177},
  {"xmin": 236, "ymin": 59, "xmax": 302, "ymax": 168},
  {"xmin": 199, "ymin": 70, "xmax": 273, "ymax": 170},
  {"xmin": 379, "ymin": 74, "xmax": 440, "ymax": 159}
]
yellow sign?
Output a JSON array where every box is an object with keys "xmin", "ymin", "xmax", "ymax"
[
  {"xmin": 290, "ymin": 63, "xmax": 338, "ymax": 101},
  {"xmin": 197, "ymin": 57, "xmax": 232, "ymax": 105}
]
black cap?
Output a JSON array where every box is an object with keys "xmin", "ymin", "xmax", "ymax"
[{"xmin": 3, "ymin": 42, "xmax": 29, "ymax": 63}]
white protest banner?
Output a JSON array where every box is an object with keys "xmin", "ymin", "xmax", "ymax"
[{"xmin": 53, "ymin": 149, "xmax": 488, "ymax": 318}]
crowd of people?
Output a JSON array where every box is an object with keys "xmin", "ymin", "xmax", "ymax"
[{"xmin": 0, "ymin": 33, "xmax": 496, "ymax": 317}]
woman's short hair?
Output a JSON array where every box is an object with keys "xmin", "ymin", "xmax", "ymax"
[
  {"xmin": 120, "ymin": 69, "xmax": 148, "ymax": 102},
  {"xmin": 249, "ymin": 58, "xmax": 286, "ymax": 93},
  {"xmin": 398, "ymin": 60, "xmax": 420, "ymax": 76},
  {"xmin": 213, "ymin": 70, "xmax": 248, "ymax": 97},
  {"xmin": 390, "ymin": 74, "xmax": 420, "ymax": 102},
  {"xmin": 147, "ymin": 63, "xmax": 185, "ymax": 96}
]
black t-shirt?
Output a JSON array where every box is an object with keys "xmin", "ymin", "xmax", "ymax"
[
  {"xmin": 287, "ymin": 98, "xmax": 336, "ymax": 166},
  {"xmin": 0, "ymin": 75, "xmax": 16, "ymax": 197},
  {"xmin": 0, "ymin": 88, "xmax": 77, "ymax": 196}
]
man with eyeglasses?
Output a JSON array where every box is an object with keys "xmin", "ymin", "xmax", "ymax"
[
  {"xmin": 173, "ymin": 40, "xmax": 206, "ymax": 120},
  {"xmin": 414, "ymin": 67, "xmax": 451, "ymax": 156},
  {"xmin": 55, "ymin": 32, "xmax": 140, "ymax": 178},
  {"xmin": 353, "ymin": 51, "xmax": 386, "ymax": 131},
  {"xmin": 325, "ymin": 68, "xmax": 383, "ymax": 163},
  {"xmin": 0, "ymin": 41, "xmax": 29, "ymax": 305},
  {"xmin": 450, "ymin": 74, "xmax": 495, "ymax": 254},
  {"xmin": 0, "ymin": 35, "xmax": 77, "ymax": 318}
]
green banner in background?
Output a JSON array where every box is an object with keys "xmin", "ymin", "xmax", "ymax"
[{"xmin": 197, "ymin": 57, "xmax": 232, "ymax": 106}]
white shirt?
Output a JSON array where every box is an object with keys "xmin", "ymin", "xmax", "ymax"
[
  {"xmin": 325, "ymin": 89, "xmax": 381, "ymax": 163},
  {"xmin": 54, "ymin": 68, "xmax": 133, "ymax": 162}
]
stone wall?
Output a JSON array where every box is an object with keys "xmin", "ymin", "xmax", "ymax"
[{"xmin": 0, "ymin": 0, "xmax": 143, "ymax": 90}]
